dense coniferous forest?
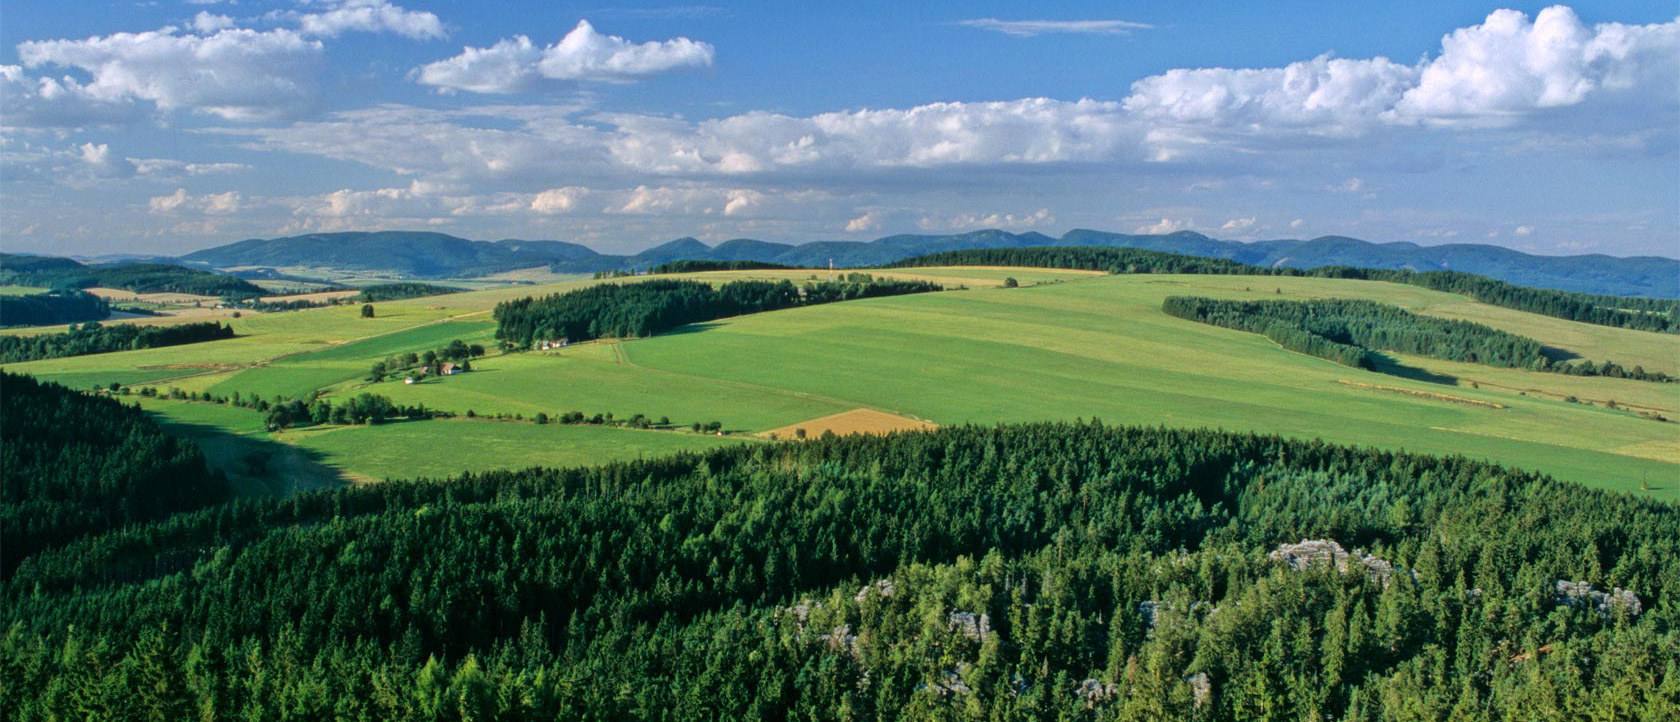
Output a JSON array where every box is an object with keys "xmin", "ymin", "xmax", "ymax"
[
  {"xmin": 0, "ymin": 372, "xmax": 228, "ymax": 577},
  {"xmin": 0, "ymin": 290, "xmax": 109, "ymax": 327},
  {"xmin": 1313, "ymin": 266, "xmax": 1678, "ymax": 333},
  {"xmin": 494, "ymin": 276, "xmax": 941, "ymax": 348},
  {"xmin": 0, "ymin": 420, "xmax": 1674, "ymax": 719},
  {"xmin": 355, "ymin": 282, "xmax": 466, "ymax": 302},
  {"xmin": 0, "ymin": 255, "xmax": 265, "ymax": 298},
  {"xmin": 649, "ymin": 259, "xmax": 802, "ymax": 273},
  {"xmin": 0, "ymin": 321, "xmax": 234, "ymax": 363},
  {"xmin": 1162, "ymin": 297, "xmax": 1675, "ymax": 381},
  {"xmin": 1161, "ymin": 297, "xmax": 1544, "ymax": 369},
  {"xmin": 890, "ymin": 247, "xmax": 1679, "ymax": 333}
]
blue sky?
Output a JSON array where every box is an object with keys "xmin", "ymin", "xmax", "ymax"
[{"xmin": 2, "ymin": 1, "xmax": 1676, "ymax": 257}]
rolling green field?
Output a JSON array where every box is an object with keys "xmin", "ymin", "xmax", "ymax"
[
  {"xmin": 6, "ymin": 268, "xmax": 1676, "ymax": 498},
  {"xmin": 281, "ymin": 418, "xmax": 743, "ymax": 480}
]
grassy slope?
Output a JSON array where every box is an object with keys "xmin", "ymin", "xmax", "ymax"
[
  {"xmin": 5, "ymin": 269, "xmax": 1674, "ymax": 498},
  {"xmin": 280, "ymin": 418, "xmax": 743, "ymax": 480}
]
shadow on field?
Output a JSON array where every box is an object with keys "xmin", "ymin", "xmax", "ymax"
[
  {"xmin": 1542, "ymin": 346, "xmax": 1582, "ymax": 365},
  {"xmin": 148, "ymin": 417, "xmax": 354, "ymax": 498},
  {"xmin": 660, "ymin": 322, "xmax": 726, "ymax": 337},
  {"xmin": 1367, "ymin": 353, "xmax": 1459, "ymax": 385}
]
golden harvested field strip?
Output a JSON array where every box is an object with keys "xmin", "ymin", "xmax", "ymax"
[
  {"xmin": 1337, "ymin": 380, "xmax": 1506, "ymax": 408},
  {"xmin": 762, "ymin": 408, "xmax": 938, "ymax": 439}
]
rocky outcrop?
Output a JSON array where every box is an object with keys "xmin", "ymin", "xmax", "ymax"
[
  {"xmin": 1556, "ymin": 580, "xmax": 1642, "ymax": 617},
  {"xmin": 1270, "ymin": 539, "xmax": 1405, "ymax": 586}
]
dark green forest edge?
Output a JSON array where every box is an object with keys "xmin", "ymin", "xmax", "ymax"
[
  {"xmin": 1161, "ymin": 297, "xmax": 1674, "ymax": 383},
  {"xmin": 0, "ymin": 321, "xmax": 235, "ymax": 364},
  {"xmin": 0, "ymin": 254, "xmax": 264, "ymax": 298},
  {"xmin": 3, "ymin": 401, "xmax": 1677, "ymax": 719},
  {"xmin": 494, "ymin": 275, "xmax": 941, "ymax": 348},
  {"xmin": 887, "ymin": 248, "xmax": 1679, "ymax": 334},
  {"xmin": 0, "ymin": 373, "xmax": 228, "ymax": 577},
  {"xmin": 0, "ymin": 290, "xmax": 110, "ymax": 327}
]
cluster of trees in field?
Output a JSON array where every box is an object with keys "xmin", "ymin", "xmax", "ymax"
[
  {"xmin": 494, "ymin": 276, "xmax": 942, "ymax": 348},
  {"xmin": 889, "ymin": 247, "xmax": 1679, "ymax": 334},
  {"xmin": 118, "ymin": 384, "xmax": 450, "ymax": 431},
  {"xmin": 1163, "ymin": 296, "xmax": 1674, "ymax": 382},
  {"xmin": 1550, "ymin": 358, "xmax": 1674, "ymax": 382},
  {"xmin": 462, "ymin": 408, "xmax": 724, "ymax": 434},
  {"xmin": 258, "ymin": 392, "xmax": 446, "ymax": 431},
  {"xmin": 369, "ymin": 339, "xmax": 487, "ymax": 382},
  {"xmin": 0, "ymin": 321, "xmax": 234, "ymax": 363},
  {"xmin": 244, "ymin": 297, "xmax": 329, "ymax": 312},
  {"xmin": 648, "ymin": 259, "xmax": 800, "ymax": 274},
  {"xmin": 1162, "ymin": 296, "xmax": 1547, "ymax": 370},
  {"xmin": 0, "ymin": 372, "xmax": 227, "ymax": 577},
  {"xmin": 0, "ymin": 290, "xmax": 109, "ymax": 327},
  {"xmin": 2, "ymin": 420, "xmax": 1674, "ymax": 719},
  {"xmin": 0, "ymin": 255, "xmax": 265, "ymax": 298},
  {"xmin": 356, "ymin": 282, "xmax": 464, "ymax": 302}
]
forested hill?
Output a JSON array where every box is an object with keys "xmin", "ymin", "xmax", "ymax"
[
  {"xmin": 3, "ymin": 422, "xmax": 1674, "ymax": 718},
  {"xmin": 0, "ymin": 372, "xmax": 228, "ymax": 577},
  {"xmin": 0, "ymin": 254, "xmax": 263, "ymax": 298},
  {"xmin": 172, "ymin": 229, "xmax": 1678, "ymax": 297}
]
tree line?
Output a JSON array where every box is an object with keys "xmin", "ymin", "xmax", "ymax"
[
  {"xmin": 0, "ymin": 290, "xmax": 109, "ymax": 327},
  {"xmin": 118, "ymin": 383, "xmax": 450, "ymax": 432},
  {"xmin": 356, "ymin": 282, "xmax": 465, "ymax": 302},
  {"xmin": 1163, "ymin": 296, "xmax": 1674, "ymax": 382},
  {"xmin": 0, "ymin": 321, "xmax": 234, "ymax": 363},
  {"xmin": 648, "ymin": 260, "xmax": 800, "ymax": 274},
  {"xmin": 2, "ymin": 419, "xmax": 1674, "ymax": 719},
  {"xmin": 494, "ymin": 276, "xmax": 941, "ymax": 348},
  {"xmin": 244, "ymin": 283, "xmax": 462, "ymax": 314},
  {"xmin": 888, "ymin": 247, "xmax": 1679, "ymax": 334},
  {"xmin": 0, "ymin": 371, "xmax": 227, "ymax": 578}
]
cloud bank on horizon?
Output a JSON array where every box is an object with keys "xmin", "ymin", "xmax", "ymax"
[{"xmin": 1, "ymin": 2, "xmax": 1675, "ymax": 257}]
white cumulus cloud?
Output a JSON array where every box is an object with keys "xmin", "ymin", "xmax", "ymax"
[
  {"xmin": 1134, "ymin": 217, "xmax": 1188, "ymax": 234},
  {"xmin": 845, "ymin": 211, "xmax": 884, "ymax": 233},
  {"xmin": 192, "ymin": 12, "xmax": 236, "ymax": 34},
  {"xmin": 1122, "ymin": 7, "xmax": 1678, "ymax": 140},
  {"xmin": 530, "ymin": 186, "xmax": 588, "ymax": 214},
  {"xmin": 1396, "ymin": 6, "xmax": 1680, "ymax": 124},
  {"xmin": 417, "ymin": 20, "xmax": 713, "ymax": 93},
  {"xmin": 15, "ymin": 27, "xmax": 325, "ymax": 121},
  {"xmin": 149, "ymin": 187, "xmax": 242, "ymax": 214},
  {"xmin": 293, "ymin": 0, "xmax": 445, "ymax": 40},
  {"xmin": 1220, "ymin": 217, "xmax": 1256, "ymax": 232},
  {"xmin": 1124, "ymin": 54, "xmax": 1419, "ymax": 136}
]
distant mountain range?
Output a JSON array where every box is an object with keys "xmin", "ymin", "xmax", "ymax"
[{"xmin": 174, "ymin": 229, "xmax": 1679, "ymax": 297}]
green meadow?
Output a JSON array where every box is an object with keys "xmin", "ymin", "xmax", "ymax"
[
  {"xmin": 6, "ymin": 268, "xmax": 1675, "ymax": 498},
  {"xmin": 281, "ymin": 418, "xmax": 743, "ymax": 481}
]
